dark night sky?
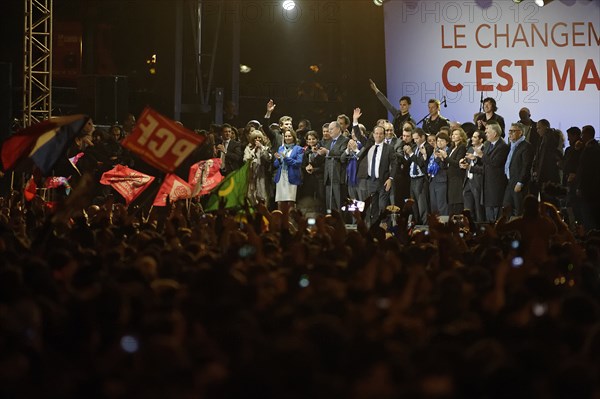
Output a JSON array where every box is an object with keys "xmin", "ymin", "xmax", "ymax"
[{"xmin": 1, "ymin": 0, "xmax": 387, "ymax": 130}]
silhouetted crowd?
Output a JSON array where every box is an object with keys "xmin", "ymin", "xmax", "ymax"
[{"xmin": 1, "ymin": 181, "xmax": 600, "ymax": 398}]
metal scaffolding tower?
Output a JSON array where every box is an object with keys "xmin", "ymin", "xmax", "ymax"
[{"xmin": 23, "ymin": 0, "xmax": 53, "ymax": 127}]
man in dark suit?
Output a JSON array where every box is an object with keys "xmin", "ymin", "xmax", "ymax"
[
  {"xmin": 403, "ymin": 128, "xmax": 433, "ymax": 224},
  {"xmin": 383, "ymin": 122, "xmax": 398, "ymax": 147},
  {"xmin": 217, "ymin": 124, "xmax": 243, "ymax": 176},
  {"xmin": 531, "ymin": 119, "xmax": 561, "ymax": 197},
  {"xmin": 461, "ymin": 130, "xmax": 486, "ymax": 223},
  {"xmin": 393, "ymin": 124, "xmax": 414, "ymax": 204},
  {"xmin": 473, "ymin": 122, "xmax": 509, "ymax": 222},
  {"xmin": 503, "ymin": 123, "xmax": 533, "ymax": 216},
  {"xmin": 357, "ymin": 125, "xmax": 397, "ymax": 226},
  {"xmin": 576, "ymin": 125, "xmax": 600, "ymax": 231},
  {"xmin": 318, "ymin": 121, "xmax": 350, "ymax": 211}
]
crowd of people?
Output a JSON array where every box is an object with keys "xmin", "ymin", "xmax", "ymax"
[{"xmin": 0, "ymin": 88, "xmax": 600, "ymax": 398}]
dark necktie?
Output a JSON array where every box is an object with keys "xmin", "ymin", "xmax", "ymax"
[
  {"xmin": 371, "ymin": 144, "xmax": 379, "ymax": 178},
  {"xmin": 411, "ymin": 145, "xmax": 419, "ymax": 176},
  {"xmin": 487, "ymin": 142, "xmax": 494, "ymax": 154},
  {"xmin": 330, "ymin": 138, "xmax": 337, "ymax": 151}
]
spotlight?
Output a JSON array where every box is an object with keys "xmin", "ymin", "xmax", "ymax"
[
  {"xmin": 535, "ymin": 0, "xmax": 554, "ymax": 6},
  {"xmin": 512, "ymin": 0, "xmax": 523, "ymax": 3},
  {"xmin": 240, "ymin": 64, "xmax": 252, "ymax": 74},
  {"xmin": 282, "ymin": 0, "xmax": 295, "ymax": 10},
  {"xmin": 120, "ymin": 335, "xmax": 139, "ymax": 353},
  {"xmin": 373, "ymin": 0, "xmax": 384, "ymax": 5}
]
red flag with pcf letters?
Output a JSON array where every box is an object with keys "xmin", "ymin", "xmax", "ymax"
[
  {"xmin": 153, "ymin": 173, "xmax": 192, "ymax": 206},
  {"xmin": 121, "ymin": 107, "xmax": 204, "ymax": 173},
  {"xmin": 188, "ymin": 158, "xmax": 223, "ymax": 197}
]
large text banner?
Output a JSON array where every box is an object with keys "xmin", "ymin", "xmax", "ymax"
[{"xmin": 384, "ymin": 0, "xmax": 600, "ymax": 132}]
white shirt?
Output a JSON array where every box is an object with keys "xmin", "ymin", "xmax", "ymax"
[
  {"xmin": 368, "ymin": 143, "xmax": 383, "ymax": 178},
  {"xmin": 467, "ymin": 144, "xmax": 484, "ymax": 179},
  {"xmin": 409, "ymin": 143, "xmax": 425, "ymax": 178}
]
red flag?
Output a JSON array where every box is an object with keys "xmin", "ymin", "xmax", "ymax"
[
  {"xmin": 121, "ymin": 107, "xmax": 204, "ymax": 173},
  {"xmin": 153, "ymin": 173, "xmax": 192, "ymax": 206},
  {"xmin": 100, "ymin": 165, "xmax": 155, "ymax": 204},
  {"xmin": 1, "ymin": 115, "xmax": 87, "ymax": 173},
  {"xmin": 188, "ymin": 158, "xmax": 223, "ymax": 197},
  {"xmin": 2, "ymin": 121, "xmax": 56, "ymax": 170},
  {"xmin": 24, "ymin": 176, "xmax": 37, "ymax": 201}
]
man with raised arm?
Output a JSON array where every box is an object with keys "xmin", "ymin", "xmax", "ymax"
[
  {"xmin": 263, "ymin": 99, "xmax": 290, "ymax": 153},
  {"xmin": 369, "ymin": 79, "xmax": 415, "ymax": 135},
  {"xmin": 357, "ymin": 124, "xmax": 397, "ymax": 227}
]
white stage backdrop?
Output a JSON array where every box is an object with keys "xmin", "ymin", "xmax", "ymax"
[{"xmin": 384, "ymin": 0, "xmax": 599, "ymax": 133}]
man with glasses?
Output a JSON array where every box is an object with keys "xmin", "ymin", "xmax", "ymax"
[
  {"xmin": 503, "ymin": 123, "xmax": 533, "ymax": 216},
  {"xmin": 383, "ymin": 122, "xmax": 397, "ymax": 146}
]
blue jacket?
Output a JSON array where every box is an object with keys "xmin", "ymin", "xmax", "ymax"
[{"xmin": 274, "ymin": 145, "xmax": 304, "ymax": 185}]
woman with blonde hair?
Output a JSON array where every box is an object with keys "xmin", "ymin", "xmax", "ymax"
[{"xmin": 243, "ymin": 130, "xmax": 272, "ymax": 205}]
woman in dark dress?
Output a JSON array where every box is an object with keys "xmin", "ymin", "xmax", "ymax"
[
  {"xmin": 447, "ymin": 127, "xmax": 468, "ymax": 215},
  {"xmin": 297, "ymin": 131, "xmax": 325, "ymax": 216}
]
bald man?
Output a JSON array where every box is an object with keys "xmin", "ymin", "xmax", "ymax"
[{"xmin": 518, "ymin": 107, "xmax": 539, "ymax": 153}]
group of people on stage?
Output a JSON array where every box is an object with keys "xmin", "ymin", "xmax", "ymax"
[
  {"xmin": 4, "ymin": 84, "xmax": 597, "ymax": 232},
  {"xmin": 210, "ymin": 83, "xmax": 599, "ymax": 231}
]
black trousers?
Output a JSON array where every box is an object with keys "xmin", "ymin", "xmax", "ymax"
[
  {"xmin": 410, "ymin": 176, "xmax": 429, "ymax": 224},
  {"xmin": 367, "ymin": 177, "xmax": 391, "ymax": 227}
]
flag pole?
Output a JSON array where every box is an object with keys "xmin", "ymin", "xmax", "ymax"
[{"xmin": 145, "ymin": 205, "xmax": 154, "ymax": 224}]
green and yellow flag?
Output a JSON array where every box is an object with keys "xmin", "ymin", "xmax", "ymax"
[{"xmin": 203, "ymin": 161, "xmax": 249, "ymax": 211}]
